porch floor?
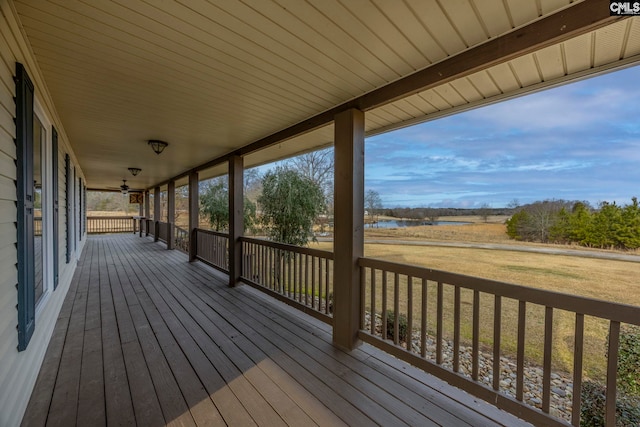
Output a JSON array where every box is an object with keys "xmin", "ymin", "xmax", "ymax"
[{"xmin": 22, "ymin": 234, "xmax": 530, "ymax": 426}]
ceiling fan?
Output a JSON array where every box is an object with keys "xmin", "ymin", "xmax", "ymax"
[
  {"xmin": 120, "ymin": 179, "xmax": 129, "ymax": 193},
  {"xmin": 105, "ymin": 179, "xmax": 144, "ymax": 194}
]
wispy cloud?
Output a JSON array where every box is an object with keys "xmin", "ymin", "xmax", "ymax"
[{"xmin": 365, "ymin": 65, "xmax": 640, "ymax": 208}]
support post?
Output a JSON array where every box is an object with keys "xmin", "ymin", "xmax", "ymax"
[
  {"xmin": 138, "ymin": 194, "xmax": 143, "ymax": 236},
  {"xmin": 188, "ymin": 172, "xmax": 199, "ymax": 262},
  {"xmin": 333, "ymin": 108, "xmax": 365, "ymax": 350},
  {"xmin": 144, "ymin": 190, "xmax": 150, "ymax": 236},
  {"xmin": 154, "ymin": 186, "xmax": 160, "ymax": 242},
  {"xmin": 229, "ymin": 155, "xmax": 244, "ymax": 287},
  {"xmin": 167, "ymin": 180, "xmax": 175, "ymax": 250}
]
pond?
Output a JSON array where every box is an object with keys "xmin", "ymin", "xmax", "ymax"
[{"xmin": 368, "ymin": 219, "xmax": 471, "ymax": 228}]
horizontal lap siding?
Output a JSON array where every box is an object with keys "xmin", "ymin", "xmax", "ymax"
[{"xmin": 0, "ymin": 2, "xmax": 82, "ymax": 426}]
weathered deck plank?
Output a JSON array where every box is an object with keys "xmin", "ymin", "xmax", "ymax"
[{"xmin": 23, "ymin": 234, "xmax": 531, "ymax": 427}]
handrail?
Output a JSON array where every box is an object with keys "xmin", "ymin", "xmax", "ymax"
[
  {"xmin": 359, "ymin": 257, "xmax": 640, "ymax": 326},
  {"xmin": 174, "ymin": 226, "xmax": 189, "ymax": 253},
  {"xmin": 86, "ymin": 216, "xmax": 135, "ymax": 234},
  {"xmin": 240, "ymin": 236, "xmax": 334, "ymax": 259},
  {"xmin": 196, "ymin": 228, "xmax": 231, "ymax": 238},
  {"xmin": 357, "ymin": 256, "xmax": 640, "ymax": 426},
  {"xmin": 194, "ymin": 228, "xmax": 229, "ymax": 273},
  {"xmin": 157, "ymin": 221, "xmax": 170, "ymax": 243}
]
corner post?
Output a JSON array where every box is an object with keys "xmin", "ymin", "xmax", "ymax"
[
  {"xmin": 333, "ymin": 108, "xmax": 365, "ymax": 350},
  {"xmin": 188, "ymin": 172, "xmax": 199, "ymax": 261},
  {"xmin": 154, "ymin": 186, "xmax": 160, "ymax": 242},
  {"xmin": 167, "ymin": 180, "xmax": 175, "ymax": 250},
  {"xmin": 229, "ymin": 155, "xmax": 244, "ymax": 287}
]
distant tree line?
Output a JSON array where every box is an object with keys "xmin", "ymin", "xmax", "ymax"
[
  {"xmin": 506, "ymin": 198, "xmax": 640, "ymax": 250},
  {"xmin": 383, "ymin": 206, "xmax": 513, "ymax": 220}
]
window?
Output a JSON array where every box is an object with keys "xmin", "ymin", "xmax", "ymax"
[
  {"xmin": 15, "ymin": 63, "xmax": 35, "ymax": 351},
  {"xmin": 15, "ymin": 62, "xmax": 58, "ymax": 350},
  {"xmin": 33, "ymin": 115, "xmax": 45, "ymax": 305},
  {"xmin": 33, "ymin": 92, "xmax": 55, "ymax": 312},
  {"xmin": 65, "ymin": 154, "xmax": 72, "ymax": 263}
]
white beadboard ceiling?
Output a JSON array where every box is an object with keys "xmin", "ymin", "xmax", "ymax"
[{"xmin": 11, "ymin": 0, "xmax": 640, "ymax": 190}]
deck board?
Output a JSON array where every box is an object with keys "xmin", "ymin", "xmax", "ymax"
[{"xmin": 22, "ymin": 234, "xmax": 531, "ymax": 427}]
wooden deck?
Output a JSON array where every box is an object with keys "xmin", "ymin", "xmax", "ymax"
[{"xmin": 22, "ymin": 234, "xmax": 531, "ymax": 427}]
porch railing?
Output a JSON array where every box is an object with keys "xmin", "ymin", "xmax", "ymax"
[
  {"xmin": 34, "ymin": 216, "xmax": 42, "ymax": 236},
  {"xmin": 145, "ymin": 219, "xmax": 154, "ymax": 237},
  {"xmin": 87, "ymin": 216, "xmax": 135, "ymax": 234},
  {"xmin": 358, "ymin": 257, "xmax": 640, "ymax": 427},
  {"xmin": 194, "ymin": 229, "xmax": 229, "ymax": 272},
  {"xmin": 174, "ymin": 226, "xmax": 189, "ymax": 253},
  {"xmin": 156, "ymin": 221, "xmax": 170, "ymax": 243},
  {"xmin": 240, "ymin": 237, "xmax": 334, "ymax": 324}
]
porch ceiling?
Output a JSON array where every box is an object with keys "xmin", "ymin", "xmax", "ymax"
[{"xmin": 12, "ymin": 0, "xmax": 640, "ymax": 190}]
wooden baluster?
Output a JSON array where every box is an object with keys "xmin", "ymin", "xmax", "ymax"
[
  {"xmin": 325, "ymin": 258, "xmax": 330, "ymax": 315},
  {"xmin": 472, "ymin": 290, "xmax": 480, "ymax": 381},
  {"xmin": 382, "ymin": 272, "xmax": 388, "ymax": 340},
  {"xmin": 436, "ymin": 282, "xmax": 443, "ymax": 365},
  {"xmin": 571, "ymin": 313, "xmax": 584, "ymax": 426},
  {"xmin": 454, "ymin": 285, "xmax": 461, "ymax": 372},
  {"xmin": 360, "ymin": 267, "xmax": 367, "ymax": 330},
  {"xmin": 407, "ymin": 276, "xmax": 413, "ymax": 352},
  {"xmin": 542, "ymin": 306, "xmax": 553, "ymax": 413},
  {"xmin": 304, "ymin": 254, "xmax": 309, "ymax": 306},
  {"xmin": 493, "ymin": 295, "xmax": 502, "ymax": 391},
  {"xmin": 311, "ymin": 256, "xmax": 316, "ymax": 310},
  {"xmin": 370, "ymin": 268, "xmax": 376, "ymax": 335},
  {"xmin": 421, "ymin": 278, "xmax": 427, "ymax": 358},
  {"xmin": 516, "ymin": 301, "xmax": 526, "ymax": 401},
  {"xmin": 606, "ymin": 321, "xmax": 620, "ymax": 427},
  {"xmin": 394, "ymin": 273, "xmax": 400, "ymax": 345}
]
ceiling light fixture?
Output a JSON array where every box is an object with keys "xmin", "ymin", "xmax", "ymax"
[
  {"xmin": 128, "ymin": 167, "xmax": 141, "ymax": 176},
  {"xmin": 148, "ymin": 139, "xmax": 168, "ymax": 155},
  {"xmin": 120, "ymin": 179, "xmax": 129, "ymax": 194}
]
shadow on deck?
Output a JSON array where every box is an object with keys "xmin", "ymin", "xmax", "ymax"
[{"xmin": 22, "ymin": 234, "xmax": 530, "ymax": 426}]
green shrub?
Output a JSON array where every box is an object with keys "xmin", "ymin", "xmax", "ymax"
[
  {"xmin": 385, "ymin": 310, "xmax": 408, "ymax": 343},
  {"xmin": 580, "ymin": 381, "xmax": 640, "ymax": 427},
  {"xmin": 618, "ymin": 325, "xmax": 640, "ymax": 396}
]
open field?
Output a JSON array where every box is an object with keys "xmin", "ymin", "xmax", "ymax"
[{"xmin": 313, "ymin": 220, "xmax": 640, "ymax": 380}]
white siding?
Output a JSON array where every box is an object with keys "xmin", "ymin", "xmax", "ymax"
[{"xmin": 0, "ymin": 2, "xmax": 84, "ymax": 426}]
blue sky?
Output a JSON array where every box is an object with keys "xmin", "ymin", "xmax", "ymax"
[{"xmin": 365, "ymin": 64, "xmax": 640, "ymax": 208}]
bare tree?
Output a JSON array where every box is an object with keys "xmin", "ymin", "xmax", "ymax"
[
  {"xmin": 478, "ymin": 203, "xmax": 492, "ymax": 223},
  {"xmin": 286, "ymin": 148, "xmax": 334, "ymax": 196},
  {"xmin": 424, "ymin": 207, "xmax": 439, "ymax": 225},
  {"xmin": 365, "ymin": 190, "xmax": 383, "ymax": 226}
]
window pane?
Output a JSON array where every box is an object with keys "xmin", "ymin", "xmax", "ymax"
[{"xmin": 34, "ymin": 116, "xmax": 44, "ymax": 304}]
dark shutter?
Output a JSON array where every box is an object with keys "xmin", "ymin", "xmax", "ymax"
[
  {"xmin": 83, "ymin": 183, "xmax": 87, "ymax": 235},
  {"xmin": 15, "ymin": 63, "xmax": 35, "ymax": 351},
  {"xmin": 52, "ymin": 127, "xmax": 59, "ymax": 289},
  {"xmin": 73, "ymin": 167, "xmax": 76, "ymax": 253},
  {"xmin": 78, "ymin": 177, "xmax": 82, "ymax": 241},
  {"xmin": 65, "ymin": 154, "xmax": 71, "ymax": 263}
]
